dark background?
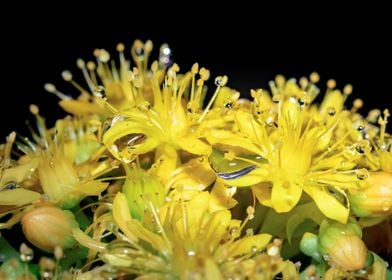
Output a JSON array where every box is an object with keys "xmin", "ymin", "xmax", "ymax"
[{"xmin": 1, "ymin": 17, "xmax": 390, "ymax": 139}]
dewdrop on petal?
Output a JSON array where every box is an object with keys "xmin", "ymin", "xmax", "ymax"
[{"xmin": 21, "ymin": 206, "xmax": 79, "ymax": 252}]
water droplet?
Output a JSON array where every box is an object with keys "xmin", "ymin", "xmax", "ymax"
[
  {"xmin": 224, "ymin": 101, "xmax": 234, "ymax": 109},
  {"xmin": 135, "ymin": 47, "xmax": 144, "ymax": 58},
  {"xmin": 267, "ymin": 245, "xmax": 279, "ymax": 257},
  {"xmin": 229, "ymin": 226, "xmax": 240, "ymax": 237},
  {"xmin": 114, "ymin": 134, "xmax": 146, "ymax": 151},
  {"xmin": 323, "ymin": 254, "xmax": 331, "ymax": 262},
  {"xmin": 102, "ymin": 115, "xmax": 125, "ymax": 134},
  {"xmin": 42, "ymin": 270, "xmax": 54, "ymax": 279},
  {"xmin": 356, "ymin": 121, "xmax": 366, "ymax": 131},
  {"xmin": 356, "ymin": 168, "xmax": 369, "ymax": 180},
  {"xmin": 355, "ymin": 140, "xmax": 371, "ymax": 154},
  {"xmin": 159, "ymin": 43, "xmax": 172, "ymax": 69},
  {"xmin": 105, "ymin": 241, "xmax": 135, "ymax": 256},
  {"xmin": 187, "ymin": 250, "xmax": 196, "ymax": 256},
  {"xmin": 382, "ymin": 200, "xmax": 391, "ymax": 212},
  {"xmin": 93, "ymin": 86, "xmax": 106, "ymax": 98},
  {"xmin": 251, "ymin": 245, "xmax": 258, "ymax": 253},
  {"xmin": 2, "ymin": 181, "xmax": 17, "ymax": 190},
  {"xmin": 266, "ymin": 116, "xmax": 275, "ymax": 127},
  {"xmin": 215, "ymin": 76, "xmax": 228, "ymax": 87},
  {"xmin": 20, "ymin": 243, "xmax": 34, "ymax": 262},
  {"xmin": 358, "ymin": 268, "xmax": 368, "ymax": 275},
  {"xmin": 327, "ymin": 106, "xmax": 336, "ymax": 116}
]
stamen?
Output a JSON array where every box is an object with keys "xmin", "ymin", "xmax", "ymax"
[{"xmin": 44, "ymin": 83, "xmax": 70, "ymax": 100}]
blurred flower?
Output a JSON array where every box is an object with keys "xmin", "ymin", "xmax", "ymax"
[
  {"xmin": 13, "ymin": 106, "xmax": 116, "ymax": 209},
  {"xmin": 350, "ymin": 171, "xmax": 392, "ymax": 217},
  {"xmin": 72, "ymin": 191, "xmax": 298, "ymax": 279}
]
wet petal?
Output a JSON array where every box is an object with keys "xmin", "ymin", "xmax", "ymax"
[
  {"xmin": 271, "ymin": 178, "xmax": 302, "ymax": 213},
  {"xmin": 0, "ymin": 189, "xmax": 41, "ymax": 206},
  {"xmin": 304, "ymin": 185, "xmax": 349, "ymax": 223}
]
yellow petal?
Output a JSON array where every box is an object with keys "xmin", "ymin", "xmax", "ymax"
[
  {"xmin": 209, "ymin": 181, "xmax": 238, "ymax": 211},
  {"xmin": 271, "ymin": 178, "xmax": 303, "ymax": 213},
  {"xmin": 126, "ymin": 220, "xmax": 169, "ymax": 254},
  {"xmin": 304, "ymin": 185, "xmax": 349, "ymax": 223},
  {"xmin": 178, "ymin": 137, "xmax": 212, "ymax": 155},
  {"xmin": 202, "ymin": 210, "xmax": 231, "ymax": 252},
  {"xmin": 63, "ymin": 141, "xmax": 78, "ymax": 163},
  {"xmin": 0, "ymin": 158, "xmax": 39, "ymax": 186},
  {"xmin": 103, "ymin": 119, "xmax": 160, "ymax": 157},
  {"xmin": 235, "ymin": 111, "xmax": 265, "ymax": 145},
  {"xmin": 226, "ymin": 234, "xmax": 272, "ymax": 258},
  {"xmin": 186, "ymin": 192, "xmax": 210, "ymax": 240},
  {"xmin": 72, "ymin": 228, "xmax": 106, "ymax": 252},
  {"xmin": 154, "ymin": 144, "xmax": 178, "ymax": 181},
  {"xmin": 206, "ymin": 130, "xmax": 263, "ymax": 155},
  {"xmin": 251, "ymin": 182, "xmax": 273, "ymax": 208},
  {"xmin": 320, "ymin": 89, "xmax": 344, "ymax": 115},
  {"xmin": 0, "ymin": 189, "xmax": 41, "ymax": 206},
  {"xmin": 74, "ymin": 181, "xmax": 109, "ymax": 195},
  {"xmin": 165, "ymin": 157, "xmax": 215, "ymax": 192},
  {"xmin": 112, "ymin": 193, "xmax": 138, "ymax": 242},
  {"xmin": 59, "ymin": 99, "xmax": 105, "ymax": 115},
  {"xmin": 204, "ymin": 258, "xmax": 224, "ymax": 280}
]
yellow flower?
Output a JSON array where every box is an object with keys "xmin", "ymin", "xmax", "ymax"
[
  {"xmin": 101, "ymin": 68, "xmax": 234, "ymax": 162},
  {"xmin": 0, "ymin": 132, "xmax": 40, "ymax": 229},
  {"xmin": 44, "ymin": 40, "xmax": 167, "ymax": 115},
  {"xmin": 14, "ymin": 106, "xmax": 116, "ymax": 209},
  {"xmin": 73, "ymin": 191, "xmax": 299, "ymax": 279},
  {"xmin": 207, "ymin": 75, "xmax": 365, "ymax": 223}
]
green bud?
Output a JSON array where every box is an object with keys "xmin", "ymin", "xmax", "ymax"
[
  {"xmin": 319, "ymin": 221, "xmax": 367, "ymax": 271},
  {"xmin": 123, "ymin": 167, "xmax": 165, "ymax": 220},
  {"xmin": 299, "ymin": 232, "xmax": 322, "ymax": 262}
]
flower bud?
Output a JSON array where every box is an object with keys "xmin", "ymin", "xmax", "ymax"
[
  {"xmin": 123, "ymin": 168, "xmax": 165, "ymax": 220},
  {"xmin": 299, "ymin": 232, "xmax": 321, "ymax": 262},
  {"xmin": 350, "ymin": 171, "xmax": 392, "ymax": 217},
  {"xmin": 21, "ymin": 206, "xmax": 79, "ymax": 252},
  {"xmin": 319, "ymin": 221, "xmax": 367, "ymax": 271}
]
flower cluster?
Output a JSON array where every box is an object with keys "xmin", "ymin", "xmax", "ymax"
[{"xmin": 1, "ymin": 40, "xmax": 391, "ymax": 279}]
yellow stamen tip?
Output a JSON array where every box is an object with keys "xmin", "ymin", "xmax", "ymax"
[
  {"xmin": 29, "ymin": 104, "xmax": 39, "ymax": 115},
  {"xmin": 327, "ymin": 79, "xmax": 336, "ymax": 89},
  {"xmin": 310, "ymin": 72, "xmax": 320, "ymax": 83},
  {"xmin": 61, "ymin": 70, "xmax": 73, "ymax": 81},
  {"xmin": 116, "ymin": 43, "xmax": 125, "ymax": 52}
]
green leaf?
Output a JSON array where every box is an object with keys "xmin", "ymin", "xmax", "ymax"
[
  {"xmin": 60, "ymin": 246, "xmax": 88, "ymax": 270},
  {"xmin": 72, "ymin": 205, "xmax": 92, "ymax": 230},
  {"xmin": 260, "ymin": 201, "xmax": 325, "ymax": 238},
  {"xmin": 0, "ymin": 236, "xmax": 19, "ymax": 262}
]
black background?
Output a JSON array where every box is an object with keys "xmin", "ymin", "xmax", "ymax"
[{"xmin": 1, "ymin": 10, "xmax": 390, "ymax": 139}]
